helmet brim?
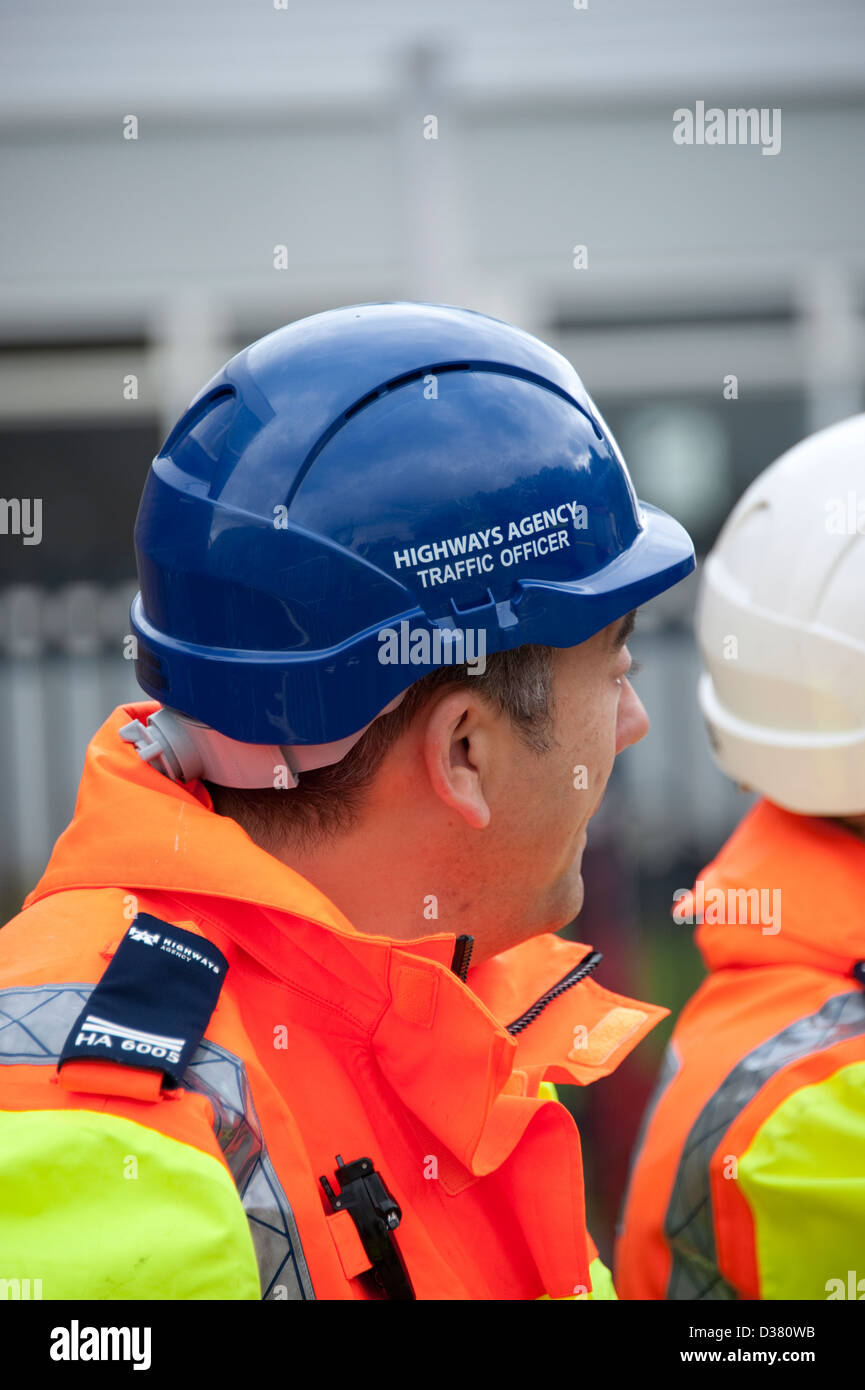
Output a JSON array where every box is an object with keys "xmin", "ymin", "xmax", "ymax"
[{"xmin": 507, "ymin": 502, "xmax": 696, "ymax": 648}]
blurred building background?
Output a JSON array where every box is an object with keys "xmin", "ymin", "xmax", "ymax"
[{"xmin": 2, "ymin": 0, "xmax": 864, "ymax": 1265}]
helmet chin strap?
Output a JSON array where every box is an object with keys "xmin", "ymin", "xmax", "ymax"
[{"xmin": 119, "ymin": 693, "xmax": 407, "ymax": 790}]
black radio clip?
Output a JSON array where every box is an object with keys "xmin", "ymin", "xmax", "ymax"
[{"xmin": 320, "ymin": 1154, "xmax": 416, "ymax": 1301}]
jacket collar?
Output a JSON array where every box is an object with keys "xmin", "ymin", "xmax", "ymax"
[
  {"xmin": 682, "ymin": 798, "xmax": 865, "ymax": 975},
  {"xmin": 28, "ymin": 701, "xmax": 668, "ymax": 1174}
]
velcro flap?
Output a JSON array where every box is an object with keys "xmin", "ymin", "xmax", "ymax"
[
  {"xmin": 57, "ymin": 1058, "xmax": 164, "ymax": 1102},
  {"xmin": 568, "ymin": 1006, "xmax": 649, "ymax": 1067}
]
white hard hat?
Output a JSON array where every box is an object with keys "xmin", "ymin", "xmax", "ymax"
[{"xmin": 697, "ymin": 412, "xmax": 865, "ymax": 815}]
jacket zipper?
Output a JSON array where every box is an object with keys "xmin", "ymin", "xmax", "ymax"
[
  {"xmin": 450, "ymin": 934, "xmax": 474, "ymax": 982},
  {"xmin": 504, "ymin": 948, "xmax": 603, "ymax": 1035}
]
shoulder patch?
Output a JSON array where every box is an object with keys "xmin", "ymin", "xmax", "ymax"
[{"xmin": 59, "ymin": 914, "xmax": 228, "ymax": 1087}]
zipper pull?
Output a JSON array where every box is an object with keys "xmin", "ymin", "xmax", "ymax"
[{"xmin": 450, "ymin": 934, "xmax": 474, "ymax": 982}]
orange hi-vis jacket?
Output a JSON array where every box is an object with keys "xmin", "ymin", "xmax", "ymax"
[
  {"xmin": 615, "ymin": 798, "xmax": 865, "ymax": 1301},
  {"xmin": 0, "ymin": 701, "xmax": 667, "ymax": 1301}
]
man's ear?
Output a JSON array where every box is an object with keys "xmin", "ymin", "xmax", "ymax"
[{"xmin": 422, "ymin": 689, "xmax": 492, "ymax": 830}]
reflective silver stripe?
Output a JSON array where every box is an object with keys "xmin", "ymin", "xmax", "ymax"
[
  {"xmin": 184, "ymin": 1040, "xmax": 315, "ymax": 1300},
  {"xmin": 663, "ymin": 987, "xmax": 865, "ymax": 1300},
  {"xmin": 0, "ymin": 983, "xmax": 90, "ymax": 1059},
  {"xmin": 0, "ymin": 982, "xmax": 315, "ymax": 1301}
]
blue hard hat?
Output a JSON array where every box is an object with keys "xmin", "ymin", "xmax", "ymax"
[{"xmin": 130, "ymin": 302, "xmax": 695, "ymax": 750}]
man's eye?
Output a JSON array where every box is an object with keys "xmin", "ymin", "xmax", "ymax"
[{"xmin": 627, "ymin": 659, "xmax": 644, "ymax": 678}]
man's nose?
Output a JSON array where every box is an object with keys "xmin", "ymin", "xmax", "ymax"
[{"xmin": 616, "ymin": 679, "xmax": 650, "ymax": 755}]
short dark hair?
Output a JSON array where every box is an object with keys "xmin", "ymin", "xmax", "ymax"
[{"xmin": 204, "ymin": 644, "xmax": 557, "ymax": 848}]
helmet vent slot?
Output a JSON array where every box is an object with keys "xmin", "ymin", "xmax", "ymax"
[
  {"xmin": 160, "ymin": 386, "xmax": 237, "ymax": 460},
  {"xmin": 342, "ymin": 363, "xmax": 472, "ymax": 422}
]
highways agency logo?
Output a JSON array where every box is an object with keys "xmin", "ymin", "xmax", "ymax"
[{"xmin": 129, "ymin": 925, "xmax": 160, "ymax": 946}]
